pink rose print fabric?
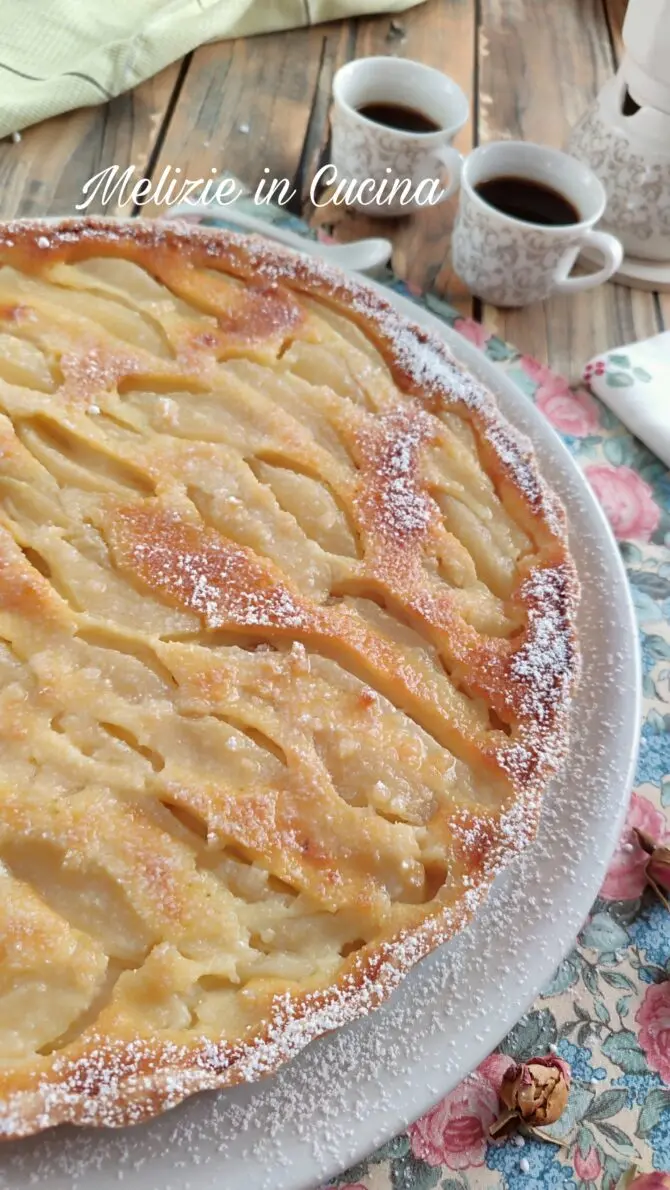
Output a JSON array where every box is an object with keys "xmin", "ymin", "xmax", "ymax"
[
  {"xmin": 408, "ymin": 1055, "xmax": 513, "ymax": 1170},
  {"xmin": 520, "ymin": 356, "xmax": 601, "ymax": 437},
  {"xmin": 585, "ymin": 463, "xmax": 661, "ymax": 541},
  {"xmin": 573, "ymin": 1144, "xmax": 603, "ymax": 1181},
  {"xmin": 453, "ymin": 316, "xmax": 491, "ymax": 352},
  {"xmin": 601, "ymin": 792, "xmax": 667, "ymax": 901},
  {"xmin": 637, "ymin": 983, "xmax": 670, "ymax": 1084}
]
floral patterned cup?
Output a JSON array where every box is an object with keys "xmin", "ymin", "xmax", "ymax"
[
  {"xmin": 330, "ymin": 57, "xmax": 468, "ymax": 216},
  {"xmin": 452, "ymin": 141, "xmax": 624, "ymax": 307}
]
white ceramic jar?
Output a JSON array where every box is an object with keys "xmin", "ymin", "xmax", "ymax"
[{"xmin": 567, "ymin": 69, "xmax": 670, "ymax": 263}]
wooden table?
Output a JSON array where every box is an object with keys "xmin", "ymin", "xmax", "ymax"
[{"xmin": 0, "ymin": 0, "xmax": 666, "ymax": 380}]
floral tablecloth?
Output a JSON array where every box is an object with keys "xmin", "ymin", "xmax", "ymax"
[{"xmin": 177, "ymin": 195, "xmax": 670, "ymax": 1189}]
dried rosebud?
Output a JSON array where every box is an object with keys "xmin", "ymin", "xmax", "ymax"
[
  {"xmin": 649, "ymin": 848, "xmax": 670, "ymax": 893},
  {"xmin": 499, "ymin": 1057, "xmax": 571, "ymax": 1126},
  {"xmin": 634, "ymin": 829, "xmax": 670, "ymax": 904}
]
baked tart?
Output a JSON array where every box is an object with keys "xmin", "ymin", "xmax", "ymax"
[{"xmin": 0, "ymin": 219, "xmax": 579, "ymax": 1138}]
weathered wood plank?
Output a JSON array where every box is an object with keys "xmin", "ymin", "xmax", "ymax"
[
  {"xmin": 305, "ymin": 0, "xmax": 476, "ymax": 315},
  {"xmin": 0, "ymin": 62, "xmax": 182, "ymax": 220},
  {"xmin": 603, "ymin": 0, "xmax": 628, "ymax": 52},
  {"xmin": 0, "ymin": 0, "xmax": 662, "ymax": 356},
  {"xmin": 142, "ymin": 29, "xmax": 330, "ymax": 218},
  {"xmin": 477, "ymin": 0, "xmax": 661, "ymax": 376},
  {"xmin": 146, "ymin": 2, "xmax": 474, "ymax": 315}
]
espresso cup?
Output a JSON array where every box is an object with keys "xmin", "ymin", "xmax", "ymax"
[
  {"xmin": 452, "ymin": 141, "xmax": 624, "ymax": 306},
  {"xmin": 330, "ymin": 57, "xmax": 468, "ymax": 216}
]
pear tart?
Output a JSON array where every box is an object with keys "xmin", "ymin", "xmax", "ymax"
[{"xmin": 0, "ymin": 219, "xmax": 578, "ymax": 1138}]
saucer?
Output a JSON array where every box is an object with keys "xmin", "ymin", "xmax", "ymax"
[
  {"xmin": 612, "ymin": 253, "xmax": 670, "ymax": 293},
  {"xmin": 583, "ymin": 245, "xmax": 670, "ymax": 292}
]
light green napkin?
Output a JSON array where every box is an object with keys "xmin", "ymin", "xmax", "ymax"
[{"xmin": 0, "ymin": 0, "xmax": 426, "ymax": 139}]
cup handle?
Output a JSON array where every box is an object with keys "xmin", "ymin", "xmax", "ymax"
[
  {"xmin": 554, "ymin": 230, "xmax": 624, "ymax": 293},
  {"xmin": 429, "ymin": 145, "xmax": 463, "ymax": 203}
]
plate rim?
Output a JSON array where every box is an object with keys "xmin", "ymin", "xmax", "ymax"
[
  {"xmin": 290, "ymin": 274, "xmax": 641, "ymax": 1186},
  {"xmin": 0, "ymin": 222, "xmax": 642, "ymax": 1190}
]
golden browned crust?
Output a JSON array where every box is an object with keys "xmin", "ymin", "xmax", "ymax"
[{"xmin": 0, "ymin": 218, "xmax": 579, "ymax": 1139}]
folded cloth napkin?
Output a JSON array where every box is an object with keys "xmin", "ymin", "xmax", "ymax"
[
  {"xmin": 583, "ymin": 331, "xmax": 670, "ymax": 470},
  {"xmin": 0, "ymin": 0, "xmax": 425, "ymax": 139}
]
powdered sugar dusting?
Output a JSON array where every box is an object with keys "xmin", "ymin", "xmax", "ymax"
[
  {"xmin": 0, "ymin": 217, "xmax": 579, "ymax": 545},
  {"xmin": 0, "ymin": 470, "xmax": 635, "ymax": 1190},
  {"xmin": 379, "ymin": 413, "xmax": 432, "ymax": 537},
  {"xmin": 485, "ymin": 420, "xmax": 564, "ymax": 538},
  {"xmin": 0, "ymin": 218, "xmax": 632, "ymax": 1190},
  {"xmin": 511, "ymin": 566, "xmax": 578, "ymax": 725},
  {"xmin": 115, "ymin": 512, "xmax": 307, "ymax": 631},
  {"xmin": 0, "ymin": 581, "xmax": 635, "ymax": 1187},
  {"xmin": 357, "ymin": 408, "xmax": 433, "ymax": 545},
  {"xmin": 487, "ymin": 564, "xmax": 579, "ymax": 790}
]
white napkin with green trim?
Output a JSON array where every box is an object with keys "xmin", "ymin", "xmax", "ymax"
[
  {"xmin": 583, "ymin": 331, "xmax": 670, "ymax": 469},
  {"xmin": 0, "ymin": 0, "xmax": 426, "ymax": 138}
]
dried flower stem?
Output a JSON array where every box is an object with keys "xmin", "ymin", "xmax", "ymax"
[
  {"xmin": 489, "ymin": 1107, "xmax": 518, "ymax": 1137},
  {"xmin": 634, "ymin": 828, "xmax": 670, "ymax": 912},
  {"xmin": 613, "ymin": 1165, "xmax": 639, "ymax": 1190},
  {"xmin": 526, "ymin": 1126, "xmax": 571, "ymax": 1148},
  {"xmin": 647, "ymin": 872, "xmax": 670, "ymax": 912}
]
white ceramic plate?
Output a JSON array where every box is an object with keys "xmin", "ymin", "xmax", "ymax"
[{"xmin": 0, "ymin": 252, "xmax": 640, "ymax": 1190}]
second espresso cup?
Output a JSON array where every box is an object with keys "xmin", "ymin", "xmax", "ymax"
[
  {"xmin": 331, "ymin": 57, "xmax": 468, "ymax": 216},
  {"xmin": 452, "ymin": 141, "xmax": 624, "ymax": 306}
]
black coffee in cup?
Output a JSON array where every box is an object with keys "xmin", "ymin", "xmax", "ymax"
[
  {"xmin": 474, "ymin": 175, "xmax": 580, "ymax": 226},
  {"xmin": 357, "ymin": 101, "xmax": 441, "ymax": 134}
]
